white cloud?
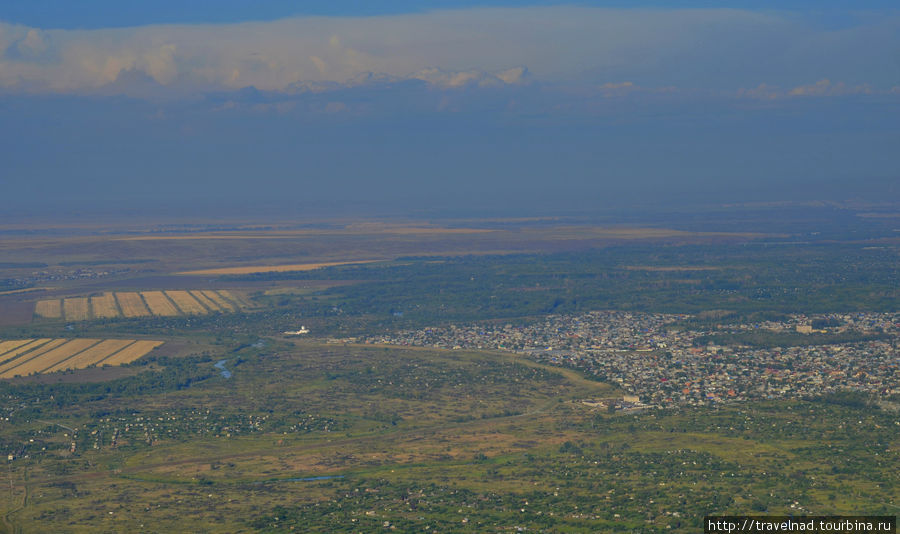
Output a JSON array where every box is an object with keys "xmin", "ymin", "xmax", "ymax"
[
  {"xmin": 408, "ymin": 66, "xmax": 528, "ymax": 88},
  {"xmin": 0, "ymin": 8, "xmax": 898, "ymax": 96},
  {"xmin": 788, "ymin": 79, "xmax": 872, "ymax": 97},
  {"xmin": 736, "ymin": 79, "xmax": 880, "ymax": 100}
]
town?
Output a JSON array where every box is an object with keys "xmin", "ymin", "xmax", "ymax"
[{"xmin": 361, "ymin": 311, "xmax": 900, "ymax": 407}]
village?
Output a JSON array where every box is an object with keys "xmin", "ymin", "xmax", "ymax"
[
  {"xmin": 3, "ymin": 407, "xmax": 342, "ymax": 460},
  {"xmin": 361, "ymin": 311, "xmax": 900, "ymax": 407}
]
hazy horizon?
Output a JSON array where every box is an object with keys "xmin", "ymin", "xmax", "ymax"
[{"xmin": 3, "ymin": 2, "xmax": 898, "ymax": 220}]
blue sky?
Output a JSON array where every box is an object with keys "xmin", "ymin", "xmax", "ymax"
[
  {"xmin": 1, "ymin": 2, "xmax": 898, "ymax": 218},
  {"xmin": 4, "ymin": 1, "xmax": 897, "ymax": 28}
]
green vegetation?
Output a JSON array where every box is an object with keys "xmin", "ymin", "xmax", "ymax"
[
  {"xmin": 0, "ymin": 342, "xmax": 895, "ymax": 532},
  {"xmin": 0, "ymin": 215, "xmax": 897, "ymax": 532},
  {"xmin": 223, "ymin": 244, "xmax": 899, "ymax": 334}
]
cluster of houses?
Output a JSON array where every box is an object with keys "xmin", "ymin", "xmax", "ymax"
[
  {"xmin": 363, "ymin": 311, "xmax": 899, "ymax": 407},
  {"xmin": 12, "ymin": 266, "xmax": 130, "ymax": 286}
]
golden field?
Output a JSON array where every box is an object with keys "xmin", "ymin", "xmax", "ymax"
[
  {"xmin": 198, "ymin": 290, "xmax": 234, "ymax": 311},
  {"xmin": 90, "ymin": 292, "xmax": 121, "ymax": 318},
  {"xmin": 34, "ymin": 299, "xmax": 62, "ymax": 318},
  {"xmin": 188, "ymin": 290, "xmax": 224, "ymax": 311},
  {"xmin": 62, "ymin": 297, "xmax": 90, "ymax": 321},
  {"xmin": 33, "ymin": 290, "xmax": 250, "ymax": 322},
  {"xmin": 175, "ymin": 260, "xmax": 380, "ymax": 276},
  {"xmin": 101, "ymin": 340, "xmax": 164, "ymax": 366},
  {"xmin": 141, "ymin": 291, "xmax": 180, "ymax": 316},
  {"xmin": 0, "ymin": 338, "xmax": 163, "ymax": 378},
  {"xmin": 164, "ymin": 290, "xmax": 208, "ymax": 314},
  {"xmin": 116, "ymin": 292, "xmax": 151, "ymax": 318}
]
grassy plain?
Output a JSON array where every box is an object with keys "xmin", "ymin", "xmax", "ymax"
[
  {"xmin": 0, "ymin": 342, "xmax": 893, "ymax": 532},
  {"xmin": 0, "ymin": 210, "xmax": 896, "ymax": 531}
]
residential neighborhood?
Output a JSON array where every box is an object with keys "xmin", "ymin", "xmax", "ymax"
[{"xmin": 362, "ymin": 311, "xmax": 900, "ymax": 407}]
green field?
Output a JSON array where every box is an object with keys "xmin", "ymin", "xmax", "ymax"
[{"xmin": 0, "ymin": 341, "xmax": 894, "ymax": 532}]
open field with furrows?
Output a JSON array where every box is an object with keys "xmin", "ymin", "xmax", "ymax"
[
  {"xmin": 100, "ymin": 340, "xmax": 164, "ymax": 366},
  {"xmin": 164, "ymin": 290, "xmax": 208, "ymax": 314},
  {"xmin": 0, "ymin": 339, "xmax": 52, "ymax": 365},
  {"xmin": 3, "ymin": 338, "xmax": 100, "ymax": 377},
  {"xmin": 0, "ymin": 339, "xmax": 33, "ymax": 356},
  {"xmin": 32, "ymin": 290, "xmax": 251, "ymax": 322},
  {"xmin": 0, "ymin": 338, "xmax": 163, "ymax": 378},
  {"xmin": 0, "ymin": 339, "xmax": 68, "ymax": 375},
  {"xmin": 62, "ymin": 297, "xmax": 90, "ymax": 321},
  {"xmin": 0, "ymin": 342, "xmax": 894, "ymax": 533},
  {"xmin": 114, "ymin": 292, "xmax": 150, "ymax": 318},
  {"xmin": 189, "ymin": 290, "xmax": 225, "ymax": 311},
  {"xmin": 34, "ymin": 299, "xmax": 62, "ymax": 318},
  {"xmin": 89, "ymin": 292, "xmax": 120, "ymax": 318},
  {"xmin": 197, "ymin": 290, "xmax": 235, "ymax": 311},
  {"xmin": 43, "ymin": 339, "xmax": 135, "ymax": 373},
  {"xmin": 140, "ymin": 291, "xmax": 180, "ymax": 316},
  {"xmin": 216, "ymin": 289, "xmax": 252, "ymax": 307}
]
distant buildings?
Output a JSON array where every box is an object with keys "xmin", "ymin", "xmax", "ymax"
[{"xmin": 363, "ymin": 311, "xmax": 899, "ymax": 407}]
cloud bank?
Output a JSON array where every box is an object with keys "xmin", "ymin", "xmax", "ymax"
[{"xmin": 1, "ymin": 7, "xmax": 898, "ymax": 96}]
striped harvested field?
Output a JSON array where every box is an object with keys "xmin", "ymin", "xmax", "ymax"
[
  {"xmin": 190, "ymin": 290, "xmax": 222, "ymax": 312},
  {"xmin": 43, "ymin": 339, "xmax": 135, "ymax": 373},
  {"xmin": 34, "ymin": 290, "xmax": 253, "ymax": 322},
  {"xmin": 0, "ymin": 339, "xmax": 163, "ymax": 378},
  {"xmin": 0, "ymin": 340, "xmax": 34, "ymax": 357},
  {"xmin": 63, "ymin": 297, "xmax": 90, "ymax": 321},
  {"xmin": 35, "ymin": 299, "xmax": 62, "ymax": 318},
  {"xmin": 217, "ymin": 289, "xmax": 251, "ymax": 307},
  {"xmin": 2, "ymin": 339, "xmax": 100, "ymax": 378},
  {"xmin": 91, "ymin": 293, "xmax": 120, "ymax": 319},
  {"xmin": 115, "ymin": 292, "xmax": 151, "ymax": 318},
  {"xmin": 200, "ymin": 290, "xmax": 236, "ymax": 311},
  {"xmin": 165, "ymin": 290, "xmax": 208, "ymax": 314},
  {"xmin": 141, "ymin": 291, "xmax": 180, "ymax": 316},
  {"xmin": 0, "ymin": 339, "xmax": 68, "ymax": 375},
  {"xmin": 0, "ymin": 339, "xmax": 52, "ymax": 366},
  {"xmin": 100, "ymin": 340, "xmax": 163, "ymax": 366}
]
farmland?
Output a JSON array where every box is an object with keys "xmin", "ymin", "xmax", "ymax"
[
  {"xmin": 0, "ymin": 210, "xmax": 898, "ymax": 531},
  {"xmin": 33, "ymin": 290, "xmax": 250, "ymax": 322},
  {"xmin": 0, "ymin": 338, "xmax": 162, "ymax": 378},
  {"xmin": 62, "ymin": 297, "xmax": 90, "ymax": 321},
  {"xmin": 176, "ymin": 260, "xmax": 382, "ymax": 276},
  {"xmin": 165, "ymin": 290, "xmax": 208, "ymax": 314},
  {"xmin": 34, "ymin": 299, "xmax": 62, "ymax": 318},
  {"xmin": 141, "ymin": 291, "xmax": 180, "ymax": 316},
  {"xmin": 90, "ymin": 292, "xmax": 120, "ymax": 318},
  {"xmin": 112, "ymin": 292, "xmax": 150, "ymax": 318}
]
